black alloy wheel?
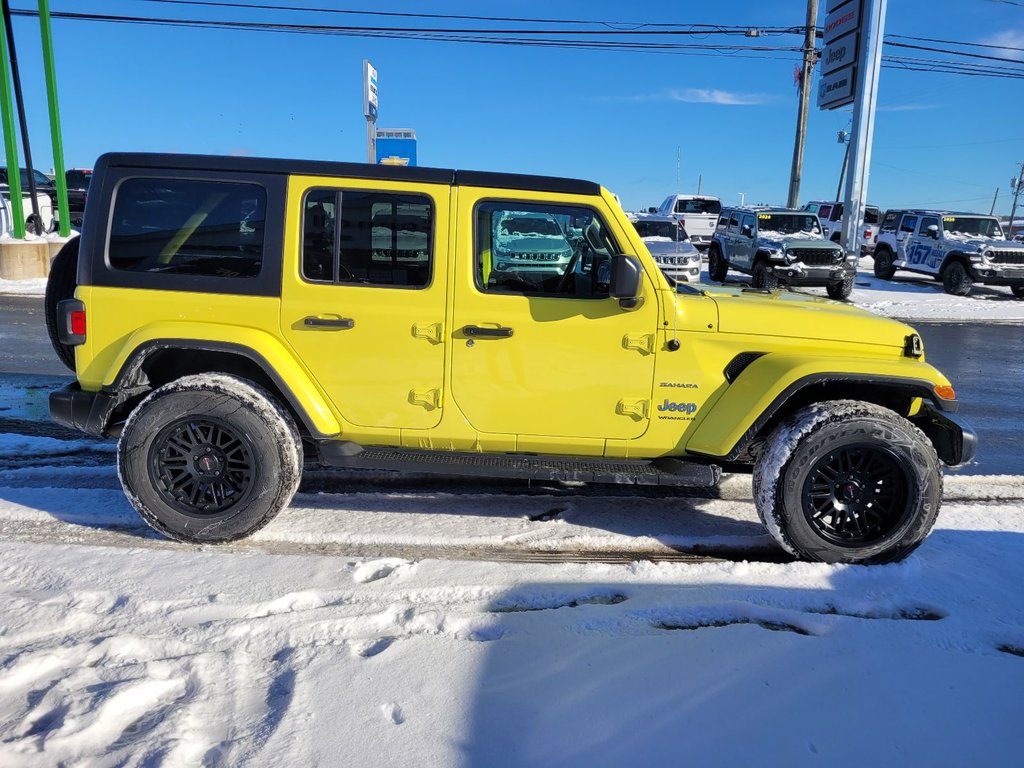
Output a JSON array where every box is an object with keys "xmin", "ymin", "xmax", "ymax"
[
  {"xmin": 873, "ymin": 249, "xmax": 896, "ymax": 280},
  {"xmin": 149, "ymin": 417, "xmax": 256, "ymax": 516},
  {"xmin": 802, "ymin": 444, "xmax": 913, "ymax": 548}
]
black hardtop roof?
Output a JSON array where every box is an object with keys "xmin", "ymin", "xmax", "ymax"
[
  {"xmin": 723, "ymin": 205, "xmax": 810, "ymax": 215},
  {"xmin": 95, "ymin": 152, "xmax": 602, "ymax": 197},
  {"xmin": 883, "ymin": 208, "xmax": 994, "ymax": 218}
]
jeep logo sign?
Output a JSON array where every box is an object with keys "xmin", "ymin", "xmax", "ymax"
[
  {"xmin": 822, "ymin": 31, "xmax": 858, "ymax": 76},
  {"xmin": 657, "ymin": 399, "xmax": 698, "ymax": 414}
]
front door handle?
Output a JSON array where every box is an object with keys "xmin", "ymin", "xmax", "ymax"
[
  {"xmin": 463, "ymin": 325, "xmax": 513, "ymax": 338},
  {"xmin": 303, "ymin": 316, "xmax": 355, "ymax": 330}
]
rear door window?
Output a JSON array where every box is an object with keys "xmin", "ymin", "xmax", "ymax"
[{"xmin": 301, "ymin": 189, "xmax": 433, "ymax": 288}]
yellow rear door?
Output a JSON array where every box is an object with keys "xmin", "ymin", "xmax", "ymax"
[
  {"xmin": 450, "ymin": 188, "xmax": 660, "ymax": 441},
  {"xmin": 280, "ymin": 175, "xmax": 449, "ymax": 430}
]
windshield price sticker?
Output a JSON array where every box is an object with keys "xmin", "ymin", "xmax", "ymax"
[
  {"xmin": 758, "ymin": 213, "xmax": 771, "ymax": 219},
  {"xmin": 943, "ymin": 217, "xmax": 955, "ymax": 222}
]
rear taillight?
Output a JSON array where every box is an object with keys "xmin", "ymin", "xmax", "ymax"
[
  {"xmin": 864, "ymin": 229, "xmax": 871, "ymax": 239},
  {"xmin": 57, "ymin": 299, "xmax": 86, "ymax": 346}
]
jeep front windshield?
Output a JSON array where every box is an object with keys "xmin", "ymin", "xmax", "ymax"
[
  {"xmin": 757, "ymin": 213, "xmax": 821, "ymax": 236},
  {"xmin": 500, "ymin": 217, "xmax": 562, "ymax": 236},
  {"xmin": 943, "ymin": 216, "xmax": 1003, "ymax": 239},
  {"xmin": 635, "ymin": 220, "xmax": 682, "ymax": 241}
]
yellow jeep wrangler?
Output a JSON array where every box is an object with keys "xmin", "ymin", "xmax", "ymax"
[{"xmin": 46, "ymin": 153, "xmax": 975, "ymax": 564}]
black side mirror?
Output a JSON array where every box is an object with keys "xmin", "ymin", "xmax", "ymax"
[
  {"xmin": 647, "ymin": 207, "xmax": 657, "ymax": 214},
  {"xmin": 609, "ymin": 254, "xmax": 643, "ymax": 308},
  {"xmin": 741, "ymin": 223, "xmax": 753, "ymax": 237},
  {"xmin": 926, "ymin": 224, "xmax": 939, "ymax": 239}
]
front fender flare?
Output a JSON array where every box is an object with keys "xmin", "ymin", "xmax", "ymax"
[{"xmin": 684, "ymin": 353, "xmax": 954, "ymax": 460}]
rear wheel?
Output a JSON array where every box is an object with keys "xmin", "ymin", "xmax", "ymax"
[
  {"xmin": 873, "ymin": 248, "xmax": 896, "ymax": 279},
  {"xmin": 118, "ymin": 374, "xmax": 302, "ymax": 543},
  {"xmin": 942, "ymin": 260, "xmax": 973, "ymax": 296},
  {"xmin": 752, "ymin": 259, "xmax": 778, "ymax": 290},
  {"xmin": 44, "ymin": 238, "xmax": 80, "ymax": 372},
  {"xmin": 753, "ymin": 400, "xmax": 942, "ymax": 564},
  {"xmin": 826, "ymin": 272, "xmax": 854, "ymax": 300},
  {"xmin": 707, "ymin": 245, "xmax": 728, "ymax": 282}
]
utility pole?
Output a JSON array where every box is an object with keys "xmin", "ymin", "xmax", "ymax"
[
  {"xmin": 787, "ymin": 0, "xmax": 818, "ymax": 209},
  {"xmin": 990, "ymin": 187, "xmax": 1000, "ymax": 216},
  {"xmin": 1007, "ymin": 163, "xmax": 1024, "ymax": 239}
]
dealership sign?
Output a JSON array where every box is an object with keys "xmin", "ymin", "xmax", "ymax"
[
  {"xmin": 818, "ymin": 0, "xmax": 862, "ymax": 110},
  {"xmin": 363, "ymin": 60, "xmax": 378, "ymax": 119}
]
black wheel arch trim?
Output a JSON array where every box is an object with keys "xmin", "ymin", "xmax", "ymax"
[
  {"xmin": 102, "ymin": 339, "xmax": 334, "ymax": 438},
  {"xmin": 703, "ymin": 372, "xmax": 960, "ymax": 463}
]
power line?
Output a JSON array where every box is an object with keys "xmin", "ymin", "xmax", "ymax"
[{"xmin": 10, "ymin": 5, "xmax": 1024, "ymax": 79}]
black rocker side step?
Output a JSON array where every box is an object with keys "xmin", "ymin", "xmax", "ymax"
[{"xmin": 318, "ymin": 444, "xmax": 721, "ymax": 488}]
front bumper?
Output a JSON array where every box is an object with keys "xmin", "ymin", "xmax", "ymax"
[
  {"xmin": 49, "ymin": 383, "xmax": 117, "ymax": 437},
  {"xmin": 772, "ymin": 262, "xmax": 852, "ymax": 287},
  {"xmin": 914, "ymin": 403, "xmax": 978, "ymax": 467},
  {"xmin": 970, "ymin": 263, "xmax": 1024, "ymax": 284}
]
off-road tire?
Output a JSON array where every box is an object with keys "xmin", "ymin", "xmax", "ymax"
[
  {"xmin": 752, "ymin": 259, "xmax": 779, "ymax": 291},
  {"xmin": 826, "ymin": 273, "xmax": 854, "ymax": 300},
  {"xmin": 942, "ymin": 260, "xmax": 973, "ymax": 296},
  {"xmin": 707, "ymin": 244, "xmax": 728, "ymax": 282},
  {"xmin": 1011, "ymin": 284, "xmax": 1024, "ymax": 299},
  {"xmin": 118, "ymin": 374, "xmax": 302, "ymax": 543},
  {"xmin": 753, "ymin": 400, "xmax": 942, "ymax": 565},
  {"xmin": 872, "ymin": 248, "xmax": 896, "ymax": 280},
  {"xmin": 44, "ymin": 238, "xmax": 80, "ymax": 372}
]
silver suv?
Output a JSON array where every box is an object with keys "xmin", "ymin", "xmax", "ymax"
[
  {"xmin": 707, "ymin": 207, "xmax": 853, "ymax": 299},
  {"xmin": 628, "ymin": 213, "xmax": 701, "ymax": 282},
  {"xmin": 873, "ymin": 210, "xmax": 1024, "ymax": 298}
]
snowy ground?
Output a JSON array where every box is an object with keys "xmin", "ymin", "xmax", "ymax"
[{"xmin": 1, "ymin": 414, "xmax": 1024, "ymax": 765}]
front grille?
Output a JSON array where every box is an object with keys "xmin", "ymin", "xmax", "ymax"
[
  {"xmin": 789, "ymin": 248, "xmax": 841, "ymax": 266},
  {"xmin": 987, "ymin": 250, "xmax": 1024, "ymax": 265}
]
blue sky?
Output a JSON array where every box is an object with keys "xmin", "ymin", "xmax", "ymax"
[{"xmin": 4, "ymin": 0, "xmax": 1024, "ymax": 213}]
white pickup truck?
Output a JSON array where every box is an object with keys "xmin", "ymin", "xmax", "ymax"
[{"xmin": 654, "ymin": 194, "xmax": 721, "ymax": 252}]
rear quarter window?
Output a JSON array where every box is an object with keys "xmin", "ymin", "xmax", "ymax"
[{"xmin": 108, "ymin": 178, "xmax": 266, "ymax": 278}]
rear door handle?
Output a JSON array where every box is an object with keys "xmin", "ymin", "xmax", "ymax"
[
  {"xmin": 463, "ymin": 325, "xmax": 513, "ymax": 338},
  {"xmin": 303, "ymin": 316, "xmax": 355, "ymax": 330}
]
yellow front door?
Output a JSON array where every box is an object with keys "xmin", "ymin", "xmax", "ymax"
[
  {"xmin": 450, "ymin": 189, "xmax": 659, "ymax": 441},
  {"xmin": 280, "ymin": 176, "xmax": 449, "ymax": 431}
]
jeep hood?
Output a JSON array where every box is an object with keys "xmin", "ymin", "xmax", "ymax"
[
  {"xmin": 700, "ymin": 285, "xmax": 912, "ymax": 348},
  {"xmin": 757, "ymin": 232, "xmax": 839, "ymax": 252}
]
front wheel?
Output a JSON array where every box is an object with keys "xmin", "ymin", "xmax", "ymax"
[
  {"xmin": 1011, "ymin": 284, "xmax": 1024, "ymax": 299},
  {"xmin": 826, "ymin": 273, "xmax": 854, "ymax": 300},
  {"xmin": 942, "ymin": 260, "xmax": 973, "ymax": 296},
  {"xmin": 752, "ymin": 260, "xmax": 778, "ymax": 290},
  {"xmin": 118, "ymin": 374, "xmax": 302, "ymax": 543},
  {"xmin": 707, "ymin": 245, "xmax": 728, "ymax": 282},
  {"xmin": 753, "ymin": 400, "xmax": 942, "ymax": 564}
]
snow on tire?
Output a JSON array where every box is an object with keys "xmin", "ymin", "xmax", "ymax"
[
  {"xmin": 117, "ymin": 374, "xmax": 302, "ymax": 543},
  {"xmin": 753, "ymin": 400, "xmax": 942, "ymax": 565}
]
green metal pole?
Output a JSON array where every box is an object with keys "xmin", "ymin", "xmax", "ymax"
[
  {"xmin": 0, "ymin": 8, "xmax": 24, "ymax": 239},
  {"xmin": 38, "ymin": 0, "xmax": 67, "ymax": 236}
]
